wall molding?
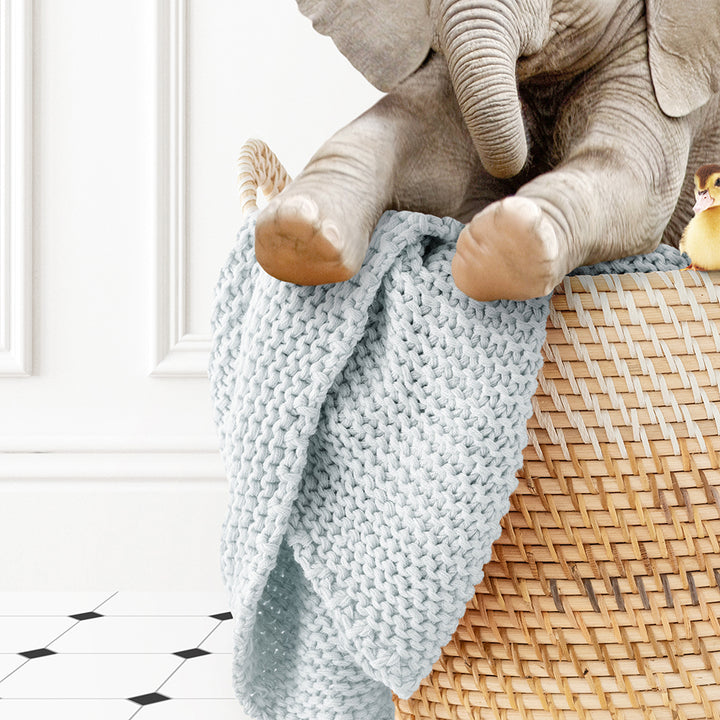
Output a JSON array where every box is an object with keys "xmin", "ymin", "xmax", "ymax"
[
  {"xmin": 0, "ymin": 0, "xmax": 32, "ymax": 377},
  {"xmin": 0, "ymin": 435, "xmax": 225, "ymax": 480},
  {"xmin": 152, "ymin": 0, "xmax": 212, "ymax": 377}
]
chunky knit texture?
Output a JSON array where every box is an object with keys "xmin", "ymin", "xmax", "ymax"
[{"xmin": 208, "ymin": 210, "xmax": 690, "ymax": 720}]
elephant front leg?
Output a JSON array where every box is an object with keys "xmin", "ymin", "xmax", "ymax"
[
  {"xmin": 452, "ymin": 97, "xmax": 693, "ymax": 301},
  {"xmin": 254, "ymin": 54, "xmax": 496, "ymax": 286},
  {"xmin": 451, "ymin": 195, "xmax": 563, "ymax": 301},
  {"xmin": 254, "ymin": 120, "xmax": 395, "ymax": 285}
]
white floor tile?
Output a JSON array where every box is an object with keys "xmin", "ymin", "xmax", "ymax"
[
  {"xmin": 159, "ymin": 653, "xmax": 234, "ymax": 699},
  {"xmin": 97, "ymin": 592, "xmax": 229, "ymax": 616},
  {"xmin": 0, "ymin": 653, "xmax": 180, "ymax": 699},
  {"xmin": 0, "ymin": 655, "xmax": 26, "ymax": 682},
  {"xmin": 49, "ymin": 615, "xmax": 218, "ymax": 654},
  {"xmin": 0, "ymin": 593, "xmax": 242, "ymax": 717},
  {"xmin": 134, "ymin": 699, "xmax": 250, "ymax": 719},
  {"xmin": 0, "ymin": 616, "xmax": 76, "ymax": 653},
  {"xmin": 0, "ymin": 699, "xmax": 135, "ymax": 720},
  {"xmin": 0, "ymin": 592, "xmax": 115, "ymax": 616},
  {"xmin": 199, "ymin": 618, "xmax": 233, "ymax": 654}
]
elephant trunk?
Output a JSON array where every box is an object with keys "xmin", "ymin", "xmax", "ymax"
[{"xmin": 439, "ymin": 0, "xmax": 529, "ymax": 179}]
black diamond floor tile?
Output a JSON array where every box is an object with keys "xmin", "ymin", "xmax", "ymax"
[
  {"xmin": 69, "ymin": 611, "xmax": 103, "ymax": 621},
  {"xmin": 210, "ymin": 611, "xmax": 232, "ymax": 621},
  {"xmin": 19, "ymin": 648, "xmax": 56, "ymax": 659},
  {"xmin": 128, "ymin": 692, "xmax": 171, "ymax": 706},
  {"xmin": 174, "ymin": 648, "xmax": 211, "ymax": 659}
]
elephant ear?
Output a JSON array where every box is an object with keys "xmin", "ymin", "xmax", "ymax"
[
  {"xmin": 646, "ymin": 0, "xmax": 720, "ymax": 117},
  {"xmin": 296, "ymin": 0, "xmax": 432, "ymax": 92}
]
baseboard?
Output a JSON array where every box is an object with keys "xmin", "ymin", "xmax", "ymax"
[{"xmin": 0, "ymin": 476, "xmax": 230, "ymax": 592}]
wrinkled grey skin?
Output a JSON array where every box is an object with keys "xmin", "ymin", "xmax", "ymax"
[{"xmin": 255, "ymin": 0, "xmax": 720, "ymax": 300}]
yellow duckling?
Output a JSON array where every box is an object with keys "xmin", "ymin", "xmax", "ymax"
[{"xmin": 680, "ymin": 164, "xmax": 720, "ymax": 270}]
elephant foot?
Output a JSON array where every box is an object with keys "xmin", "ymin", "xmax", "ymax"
[
  {"xmin": 451, "ymin": 196, "xmax": 565, "ymax": 301},
  {"xmin": 255, "ymin": 184, "xmax": 376, "ymax": 286}
]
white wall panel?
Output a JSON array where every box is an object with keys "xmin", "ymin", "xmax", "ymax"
[
  {"xmin": 0, "ymin": 0, "xmax": 32, "ymax": 376},
  {"xmin": 154, "ymin": 0, "xmax": 382, "ymax": 375},
  {"xmin": 0, "ymin": 0, "xmax": 379, "ymax": 589}
]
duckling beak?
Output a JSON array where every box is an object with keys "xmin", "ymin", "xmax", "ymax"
[{"xmin": 693, "ymin": 189, "xmax": 715, "ymax": 214}]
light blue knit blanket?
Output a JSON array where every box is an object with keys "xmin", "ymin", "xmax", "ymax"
[{"xmin": 209, "ymin": 210, "xmax": 688, "ymax": 720}]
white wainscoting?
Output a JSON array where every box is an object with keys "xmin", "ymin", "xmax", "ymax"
[
  {"xmin": 0, "ymin": 0, "xmax": 32, "ymax": 377},
  {"xmin": 0, "ymin": 477, "xmax": 230, "ymax": 591},
  {"xmin": 0, "ymin": 0, "xmax": 380, "ymax": 590},
  {"xmin": 152, "ymin": 0, "xmax": 204, "ymax": 377}
]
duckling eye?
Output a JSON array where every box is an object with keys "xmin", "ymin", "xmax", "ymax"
[{"xmin": 715, "ymin": 178, "xmax": 720, "ymax": 187}]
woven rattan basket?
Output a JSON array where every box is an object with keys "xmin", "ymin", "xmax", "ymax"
[{"xmin": 238, "ymin": 139, "xmax": 720, "ymax": 720}]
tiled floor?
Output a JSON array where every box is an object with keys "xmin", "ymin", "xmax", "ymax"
[{"xmin": 0, "ymin": 592, "xmax": 250, "ymax": 719}]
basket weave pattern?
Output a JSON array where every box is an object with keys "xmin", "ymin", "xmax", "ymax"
[
  {"xmin": 236, "ymin": 140, "xmax": 720, "ymax": 720},
  {"xmin": 394, "ymin": 272, "xmax": 720, "ymax": 720}
]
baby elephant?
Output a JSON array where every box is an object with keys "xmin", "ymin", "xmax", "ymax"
[{"xmin": 255, "ymin": 0, "xmax": 720, "ymax": 301}]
